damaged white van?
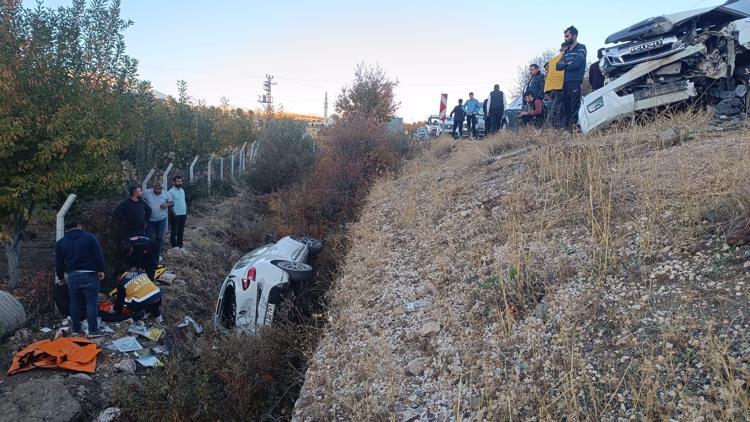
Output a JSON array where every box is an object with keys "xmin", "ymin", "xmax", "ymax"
[
  {"xmin": 580, "ymin": 0, "xmax": 750, "ymax": 133},
  {"xmin": 214, "ymin": 235, "xmax": 322, "ymax": 333}
]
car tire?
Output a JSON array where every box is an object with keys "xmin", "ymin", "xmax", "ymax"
[
  {"xmin": 291, "ymin": 236, "xmax": 324, "ymax": 255},
  {"xmin": 276, "ymin": 260, "xmax": 313, "ymax": 281}
]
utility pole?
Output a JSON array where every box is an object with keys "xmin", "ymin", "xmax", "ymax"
[
  {"xmin": 257, "ymin": 74, "xmax": 277, "ymax": 115},
  {"xmin": 324, "ymin": 91, "xmax": 328, "ymax": 121}
]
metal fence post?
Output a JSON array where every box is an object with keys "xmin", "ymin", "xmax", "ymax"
[
  {"xmin": 55, "ymin": 193, "xmax": 77, "ymax": 283},
  {"xmin": 162, "ymin": 162, "xmax": 173, "ymax": 188},
  {"xmin": 219, "ymin": 157, "xmax": 224, "ymax": 181},
  {"xmin": 230, "ymin": 153, "xmax": 235, "ymax": 179},
  {"xmin": 189, "ymin": 155, "xmax": 199, "ymax": 184},
  {"xmin": 56, "ymin": 194, "xmax": 77, "ymax": 242},
  {"xmin": 240, "ymin": 142, "xmax": 248, "ymax": 171},
  {"xmin": 250, "ymin": 141, "xmax": 258, "ymax": 162},
  {"xmin": 141, "ymin": 169, "xmax": 155, "ymax": 191},
  {"xmin": 207, "ymin": 156, "xmax": 213, "ymax": 192}
]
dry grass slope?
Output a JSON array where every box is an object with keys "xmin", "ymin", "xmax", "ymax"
[{"xmin": 294, "ymin": 111, "xmax": 750, "ymax": 421}]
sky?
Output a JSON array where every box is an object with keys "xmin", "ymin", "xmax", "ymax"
[{"xmin": 26, "ymin": 0, "xmax": 724, "ymax": 122}]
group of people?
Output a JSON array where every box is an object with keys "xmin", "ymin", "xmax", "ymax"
[
  {"xmin": 450, "ymin": 25, "xmax": 606, "ymax": 134},
  {"xmin": 54, "ymin": 176, "xmax": 190, "ymax": 337}
]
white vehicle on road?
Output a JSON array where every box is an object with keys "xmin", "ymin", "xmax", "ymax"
[
  {"xmin": 580, "ymin": 0, "xmax": 750, "ymax": 133},
  {"xmin": 214, "ymin": 235, "xmax": 323, "ymax": 333}
]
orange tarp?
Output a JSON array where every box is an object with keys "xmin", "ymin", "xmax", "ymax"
[{"xmin": 7, "ymin": 337, "xmax": 102, "ymax": 375}]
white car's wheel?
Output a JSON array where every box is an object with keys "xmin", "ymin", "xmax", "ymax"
[
  {"xmin": 291, "ymin": 236, "xmax": 323, "ymax": 255},
  {"xmin": 276, "ymin": 260, "xmax": 313, "ymax": 281}
]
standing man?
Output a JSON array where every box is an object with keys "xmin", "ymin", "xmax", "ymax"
[
  {"xmin": 55, "ymin": 221, "xmax": 105, "ymax": 337},
  {"xmin": 463, "ymin": 92, "xmax": 481, "ymax": 139},
  {"xmin": 556, "ymin": 26, "xmax": 587, "ymax": 130},
  {"xmin": 589, "ymin": 48, "xmax": 606, "ymax": 91},
  {"xmin": 114, "ymin": 186, "xmax": 151, "ymax": 238},
  {"xmin": 544, "ymin": 43, "xmax": 567, "ymax": 128},
  {"xmin": 449, "ymin": 99, "xmax": 466, "ymax": 138},
  {"xmin": 143, "ymin": 182, "xmax": 173, "ymax": 258},
  {"xmin": 168, "ymin": 176, "xmax": 188, "ymax": 249},
  {"xmin": 525, "ymin": 64, "xmax": 545, "ymax": 100},
  {"xmin": 486, "ymin": 84, "xmax": 505, "ymax": 134}
]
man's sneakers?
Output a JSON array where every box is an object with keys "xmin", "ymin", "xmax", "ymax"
[{"xmin": 87, "ymin": 329, "xmax": 106, "ymax": 338}]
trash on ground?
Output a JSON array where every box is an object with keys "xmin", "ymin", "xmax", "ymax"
[
  {"xmin": 151, "ymin": 344, "xmax": 171, "ymax": 355},
  {"xmin": 403, "ymin": 298, "xmax": 432, "ymax": 313},
  {"xmin": 157, "ymin": 271, "xmax": 177, "ymax": 285},
  {"xmin": 135, "ymin": 353, "xmax": 163, "ymax": 368},
  {"xmin": 177, "ymin": 316, "xmax": 203, "ymax": 334},
  {"xmin": 127, "ymin": 324, "xmax": 164, "ymax": 341},
  {"xmin": 39, "ymin": 327, "xmax": 52, "ymax": 333},
  {"xmin": 110, "ymin": 336, "xmax": 143, "ymax": 353},
  {"xmin": 8, "ymin": 337, "xmax": 101, "ymax": 375}
]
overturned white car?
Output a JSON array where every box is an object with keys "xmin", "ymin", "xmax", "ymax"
[
  {"xmin": 214, "ymin": 235, "xmax": 322, "ymax": 333},
  {"xmin": 580, "ymin": 0, "xmax": 750, "ymax": 133}
]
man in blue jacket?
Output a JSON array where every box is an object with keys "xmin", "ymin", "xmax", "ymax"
[
  {"xmin": 55, "ymin": 221, "xmax": 106, "ymax": 337},
  {"xmin": 556, "ymin": 26, "xmax": 587, "ymax": 130},
  {"xmin": 463, "ymin": 92, "xmax": 482, "ymax": 138},
  {"xmin": 524, "ymin": 64, "xmax": 545, "ymax": 100}
]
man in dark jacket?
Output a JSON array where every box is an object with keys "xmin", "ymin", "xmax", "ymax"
[
  {"xmin": 113, "ymin": 186, "xmax": 151, "ymax": 239},
  {"xmin": 525, "ymin": 64, "xmax": 545, "ymax": 101},
  {"xmin": 589, "ymin": 48, "xmax": 605, "ymax": 91},
  {"xmin": 119, "ymin": 235, "xmax": 159, "ymax": 281},
  {"xmin": 556, "ymin": 26, "xmax": 587, "ymax": 130},
  {"xmin": 449, "ymin": 99, "xmax": 465, "ymax": 138},
  {"xmin": 55, "ymin": 222, "xmax": 105, "ymax": 337},
  {"xmin": 486, "ymin": 84, "xmax": 505, "ymax": 134}
]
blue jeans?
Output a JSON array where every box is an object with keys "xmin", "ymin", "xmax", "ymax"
[
  {"xmin": 68, "ymin": 272, "xmax": 99, "ymax": 333},
  {"xmin": 147, "ymin": 218, "xmax": 167, "ymax": 257}
]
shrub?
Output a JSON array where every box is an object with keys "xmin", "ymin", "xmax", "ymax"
[{"xmin": 245, "ymin": 119, "xmax": 316, "ymax": 193}]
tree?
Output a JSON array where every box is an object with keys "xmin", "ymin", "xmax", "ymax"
[
  {"xmin": 246, "ymin": 119, "xmax": 315, "ymax": 193},
  {"xmin": 512, "ymin": 49, "xmax": 557, "ymax": 98},
  {"xmin": 0, "ymin": 0, "xmax": 138, "ymax": 287},
  {"xmin": 335, "ymin": 63, "xmax": 400, "ymax": 124}
]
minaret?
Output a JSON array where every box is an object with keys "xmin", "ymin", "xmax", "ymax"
[{"xmin": 324, "ymin": 91, "xmax": 329, "ymax": 120}]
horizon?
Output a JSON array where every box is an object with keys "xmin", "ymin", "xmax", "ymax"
[{"xmin": 25, "ymin": 0, "xmax": 724, "ymax": 122}]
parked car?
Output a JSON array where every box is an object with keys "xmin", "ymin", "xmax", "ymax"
[
  {"xmin": 580, "ymin": 0, "xmax": 750, "ymax": 133},
  {"xmin": 414, "ymin": 126, "xmax": 430, "ymax": 140},
  {"xmin": 502, "ymin": 96, "xmax": 525, "ymax": 130},
  {"xmin": 214, "ymin": 235, "xmax": 323, "ymax": 333}
]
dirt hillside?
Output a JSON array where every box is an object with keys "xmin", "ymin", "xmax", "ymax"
[{"xmin": 294, "ymin": 112, "xmax": 750, "ymax": 421}]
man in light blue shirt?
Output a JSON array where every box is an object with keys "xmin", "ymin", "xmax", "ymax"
[
  {"xmin": 143, "ymin": 182, "xmax": 173, "ymax": 258},
  {"xmin": 168, "ymin": 176, "xmax": 188, "ymax": 249},
  {"xmin": 463, "ymin": 92, "xmax": 481, "ymax": 138}
]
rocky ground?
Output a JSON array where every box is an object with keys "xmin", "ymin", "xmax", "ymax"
[{"xmin": 294, "ymin": 114, "xmax": 750, "ymax": 421}]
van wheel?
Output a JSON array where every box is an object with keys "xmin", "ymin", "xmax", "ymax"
[
  {"xmin": 291, "ymin": 236, "xmax": 324, "ymax": 255},
  {"xmin": 276, "ymin": 260, "xmax": 313, "ymax": 281}
]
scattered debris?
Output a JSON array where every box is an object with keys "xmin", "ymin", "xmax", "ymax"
[
  {"xmin": 110, "ymin": 336, "xmax": 143, "ymax": 353},
  {"xmin": 403, "ymin": 299, "xmax": 431, "ymax": 313},
  {"xmin": 128, "ymin": 324, "xmax": 164, "ymax": 341},
  {"xmin": 176, "ymin": 316, "xmax": 203, "ymax": 334},
  {"xmin": 158, "ymin": 272, "xmax": 177, "ymax": 285}
]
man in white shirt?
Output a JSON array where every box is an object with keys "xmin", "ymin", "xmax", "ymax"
[
  {"xmin": 142, "ymin": 182, "xmax": 173, "ymax": 258},
  {"xmin": 168, "ymin": 176, "xmax": 188, "ymax": 249}
]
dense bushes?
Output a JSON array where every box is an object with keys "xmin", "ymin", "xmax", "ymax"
[{"xmin": 245, "ymin": 119, "xmax": 316, "ymax": 193}]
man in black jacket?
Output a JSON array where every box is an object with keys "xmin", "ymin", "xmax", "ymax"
[
  {"xmin": 524, "ymin": 64, "xmax": 545, "ymax": 101},
  {"xmin": 114, "ymin": 186, "xmax": 151, "ymax": 238},
  {"xmin": 556, "ymin": 26, "xmax": 587, "ymax": 130},
  {"xmin": 449, "ymin": 99, "xmax": 465, "ymax": 138},
  {"xmin": 119, "ymin": 235, "xmax": 159, "ymax": 281},
  {"xmin": 486, "ymin": 85, "xmax": 505, "ymax": 134},
  {"xmin": 55, "ymin": 221, "xmax": 105, "ymax": 337}
]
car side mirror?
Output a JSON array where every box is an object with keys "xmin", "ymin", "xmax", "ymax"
[{"xmin": 265, "ymin": 233, "xmax": 275, "ymax": 243}]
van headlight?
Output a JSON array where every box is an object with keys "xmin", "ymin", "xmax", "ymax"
[{"xmin": 587, "ymin": 97, "xmax": 604, "ymax": 113}]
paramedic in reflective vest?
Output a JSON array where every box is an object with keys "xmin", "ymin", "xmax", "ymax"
[{"xmin": 114, "ymin": 271, "xmax": 163, "ymax": 321}]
